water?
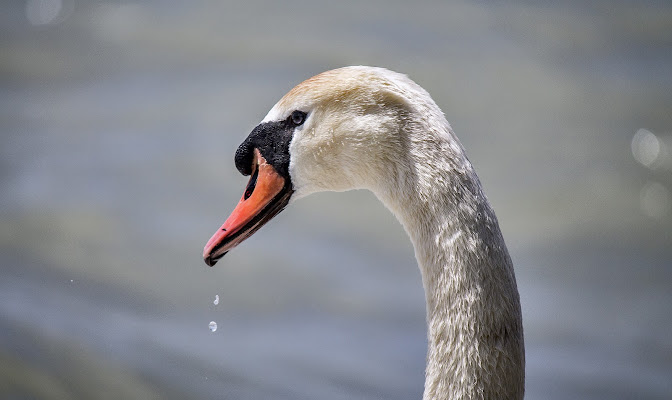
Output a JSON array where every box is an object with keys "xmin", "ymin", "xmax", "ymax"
[
  {"xmin": 1, "ymin": 1, "xmax": 671, "ymax": 399},
  {"xmin": 209, "ymin": 321, "xmax": 217, "ymax": 332},
  {"xmin": 213, "ymin": 294, "xmax": 220, "ymax": 306}
]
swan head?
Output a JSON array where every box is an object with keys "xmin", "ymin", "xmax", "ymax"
[{"xmin": 203, "ymin": 66, "xmax": 439, "ymax": 266}]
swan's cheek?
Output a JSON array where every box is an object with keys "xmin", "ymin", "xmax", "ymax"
[
  {"xmin": 288, "ymin": 135, "xmax": 354, "ymax": 196},
  {"xmin": 288, "ymin": 139, "xmax": 320, "ymax": 198},
  {"xmin": 287, "ymin": 162, "xmax": 317, "ymax": 200}
]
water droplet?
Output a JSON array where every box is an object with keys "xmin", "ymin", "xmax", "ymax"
[
  {"xmin": 69, "ymin": 279, "xmax": 74, "ymax": 283},
  {"xmin": 213, "ymin": 295, "xmax": 219, "ymax": 305},
  {"xmin": 209, "ymin": 321, "xmax": 217, "ymax": 332}
]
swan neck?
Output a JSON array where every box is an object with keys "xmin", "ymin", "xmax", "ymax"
[{"xmin": 375, "ymin": 125, "xmax": 525, "ymax": 400}]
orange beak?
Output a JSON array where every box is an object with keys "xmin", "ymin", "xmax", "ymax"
[{"xmin": 203, "ymin": 148, "xmax": 292, "ymax": 266}]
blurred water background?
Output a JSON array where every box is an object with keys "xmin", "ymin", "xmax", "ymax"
[{"xmin": 1, "ymin": 1, "xmax": 671, "ymax": 399}]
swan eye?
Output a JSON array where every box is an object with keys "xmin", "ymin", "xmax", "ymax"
[{"xmin": 289, "ymin": 110, "xmax": 307, "ymax": 126}]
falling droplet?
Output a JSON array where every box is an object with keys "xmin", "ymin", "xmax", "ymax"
[
  {"xmin": 213, "ymin": 294, "xmax": 219, "ymax": 305},
  {"xmin": 209, "ymin": 321, "xmax": 217, "ymax": 332}
]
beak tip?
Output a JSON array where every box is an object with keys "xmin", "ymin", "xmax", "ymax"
[
  {"xmin": 203, "ymin": 251, "xmax": 227, "ymax": 267},
  {"xmin": 203, "ymin": 251, "xmax": 215, "ymax": 266}
]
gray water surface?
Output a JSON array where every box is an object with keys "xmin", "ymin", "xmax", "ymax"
[{"xmin": 1, "ymin": 1, "xmax": 671, "ymax": 399}]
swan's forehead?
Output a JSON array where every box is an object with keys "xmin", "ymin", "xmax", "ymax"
[{"xmin": 262, "ymin": 67, "xmax": 393, "ymax": 123}]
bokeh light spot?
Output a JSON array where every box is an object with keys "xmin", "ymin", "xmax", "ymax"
[
  {"xmin": 631, "ymin": 128, "xmax": 660, "ymax": 168},
  {"xmin": 26, "ymin": 0, "xmax": 62, "ymax": 26},
  {"xmin": 640, "ymin": 181, "xmax": 671, "ymax": 219}
]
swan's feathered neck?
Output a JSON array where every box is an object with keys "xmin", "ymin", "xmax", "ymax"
[{"xmin": 370, "ymin": 97, "xmax": 525, "ymax": 399}]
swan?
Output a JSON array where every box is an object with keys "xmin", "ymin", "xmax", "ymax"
[{"xmin": 203, "ymin": 66, "xmax": 525, "ymax": 400}]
